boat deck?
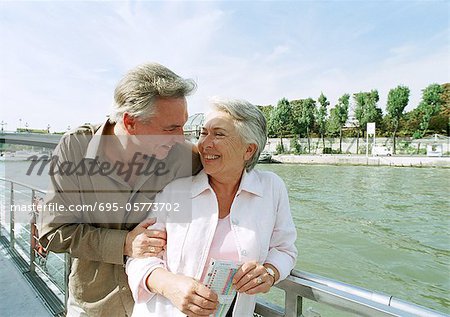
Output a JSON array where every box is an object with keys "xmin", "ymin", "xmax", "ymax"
[{"xmin": 0, "ymin": 243, "xmax": 50, "ymax": 316}]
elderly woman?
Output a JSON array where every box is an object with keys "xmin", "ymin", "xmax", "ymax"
[{"xmin": 126, "ymin": 99, "xmax": 297, "ymax": 316}]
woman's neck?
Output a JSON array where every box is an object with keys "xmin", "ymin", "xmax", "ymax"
[
  {"xmin": 208, "ymin": 170, "xmax": 243, "ymax": 197},
  {"xmin": 208, "ymin": 170, "xmax": 245, "ymax": 218}
]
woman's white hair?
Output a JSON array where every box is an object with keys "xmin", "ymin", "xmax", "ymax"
[
  {"xmin": 210, "ymin": 98, "xmax": 267, "ymax": 171},
  {"xmin": 109, "ymin": 62, "xmax": 196, "ymax": 124}
]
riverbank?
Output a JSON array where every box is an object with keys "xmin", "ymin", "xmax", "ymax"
[{"xmin": 272, "ymin": 154, "xmax": 450, "ymax": 168}]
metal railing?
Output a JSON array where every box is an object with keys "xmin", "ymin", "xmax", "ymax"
[
  {"xmin": 1, "ymin": 177, "xmax": 448, "ymax": 317},
  {"xmin": 0, "ymin": 177, "xmax": 69, "ymax": 316},
  {"xmin": 254, "ymin": 271, "xmax": 448, "ymax": 317}
]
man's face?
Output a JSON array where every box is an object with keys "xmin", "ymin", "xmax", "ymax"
[{"xmin": 131, "ymin": 97, "xmax": 188, "ymax": 159}]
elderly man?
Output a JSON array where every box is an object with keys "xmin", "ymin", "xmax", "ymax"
[{"xmin": 39, "ymin": 63, "xmax": 201, "ymax": 316}]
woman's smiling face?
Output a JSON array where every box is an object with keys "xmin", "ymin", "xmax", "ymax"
[{"xmin": 197, "ymin": 111, "xmax": 254, "ymax": 179}]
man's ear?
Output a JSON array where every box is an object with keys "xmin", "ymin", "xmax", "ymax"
[
  {"xmin": 123, "ymin": 113, "xmax": 136, "ymax": 134},
  {"xmin": 244, "ymin": 143, "xmax": 258, "ymax": 161}
]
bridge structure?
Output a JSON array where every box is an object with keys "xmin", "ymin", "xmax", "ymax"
[
  {"xmin": 0, "ymin": 132, "xmax": 61, "ymax": 149},
  {"xmin": 0, "ymin": 116, "xmax": 204, "ymax": 149}
]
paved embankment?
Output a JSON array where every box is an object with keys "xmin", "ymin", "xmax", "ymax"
[{"xmin": 273, "ymin": 155, "xmax": 450, "ymax": 168}]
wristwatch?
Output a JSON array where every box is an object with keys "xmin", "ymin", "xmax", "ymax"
[{"xmin": 265, "ymin": 266, "xmax": 276, "ymax": 285}]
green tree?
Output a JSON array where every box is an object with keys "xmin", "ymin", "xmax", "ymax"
[
  {"xmin": 427, "ymin": 83, "xmax": 450, "ymax": 135},
  {"xmin": 316, "ymin": 93, "xmax": 329, "ymax": 150},
  {"xmin": 353, "ymin": 90, "xmax": 382, "ymax": 154},
  {"xmin": 291, "ymin": 100, "xmax": 303, "ymax": 137},
  {"xmin": 386, "ymin": 85, "xmax": 410, "ymax": 154},
  {"xmin": 400, "ymin": 108, "xmax": 421, "ymax": 136},
  {"xmin": 414, "ymin": 83, "xmax": 444, "ymax": 139},
  {"xmin": 292, "ymin": 98, "xmax": 316, "ymax": 153},
  {"xmin": 271, "ymin": 98, "xmax": 293, "ymax": 152},
  {"xmin": 326, "ymin": 109, "xmax": 341, "ymax": 137},
  {"xmin": 440, "ymin": 83, "xmax": 450, "ymax": 121},
  {"xmin": 257, "ymin": 105, "xmax": 275, "ymax": 136},
  {"xmin": 330, "ymin": 94, "xmax": 350, "ymax": 153}
]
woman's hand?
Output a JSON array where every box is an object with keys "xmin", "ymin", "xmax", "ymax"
[
  {"xmin": 148, "ymin": 269, "xmax": 219, "ymax": 317},
  {"xmin": 232, "ymin": 261, "xmax": 277, "ymax": 295}
]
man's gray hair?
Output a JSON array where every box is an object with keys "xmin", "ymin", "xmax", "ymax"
[
  {"xmin": 110, "ymin": 63, "xmax": 196, "ymax": 123},
  {"xmin": 210, "ymin": 98, "xmax": 267, "ymax": 171}
]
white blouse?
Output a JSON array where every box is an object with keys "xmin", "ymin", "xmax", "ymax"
[{"xmin": 126, "ymin": 169, "xmax": 297, "ymax": 316}]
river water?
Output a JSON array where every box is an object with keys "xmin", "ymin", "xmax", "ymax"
[
  {"xmin": 1, "ymin": 160, "xmax": 449, "ymax": 315},
  {"xmin": 257, "ymin": 164, "xmax": 449, "ymax": 315}
]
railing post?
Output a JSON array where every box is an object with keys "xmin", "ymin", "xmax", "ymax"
[
  {"xmin": 29, "ymin": 189, "xmax": 36, "ymax": 273},
  {"xmin": 297, "ymin": 295, "xmax": 303, "ymax": 317},
  {"xmin": 10, "ymin": 182, "xmax": 15, "ymax": 249},
  {"xmin": 285, "ymin": 292, "xmax": 303, "ymax": 317},
  {"xmin": 64, "ymin": 254, "xmax": 72, "ymax": 312}
]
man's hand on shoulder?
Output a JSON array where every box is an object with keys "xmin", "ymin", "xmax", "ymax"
[{"xmin": 124, "ymin": 218, "xmax": 167, "ymax": 258}]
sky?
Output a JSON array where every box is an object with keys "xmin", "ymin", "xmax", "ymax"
[{"xmin": 0, "ymin": 0, "xmax": 449, "ymax": 132}]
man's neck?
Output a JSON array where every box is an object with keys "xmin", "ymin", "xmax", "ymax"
[{"xmin": 102, "ymin": 122, "xmax": 147, "ymax": 187}]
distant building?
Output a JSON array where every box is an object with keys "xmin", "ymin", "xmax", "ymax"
[{"xmin": 184, "ymin": 113, "xmax": 204, "ymax": 141}]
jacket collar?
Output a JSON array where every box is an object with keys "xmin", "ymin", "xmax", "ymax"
[
  {"xmin": 85, "ymin": 120, "xmax": 110, "ymax": 159},
  {"xmin": 191, "ymin": 169, "xmax": 264, "ymax": 198}
]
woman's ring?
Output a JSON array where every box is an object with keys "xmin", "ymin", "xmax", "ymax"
[
  {"xmin": 149, "ymin": 247, "xmax": 156, "ymax": 253},
  {"xmin": 256, "ymin": 277, "xmax": 263, "ymax": 284}
]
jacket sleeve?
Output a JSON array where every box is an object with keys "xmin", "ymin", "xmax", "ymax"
[
  {"xmin": 38, "ymin": 133, "xmax": 128, "ymax": 265},
  {"xmin": 265, "ymin": 175, "xmax": 298, "ymax": 282},
  {"xmin": 126, "ymin": 194, "xmax": 169, "ymax": 304}
]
